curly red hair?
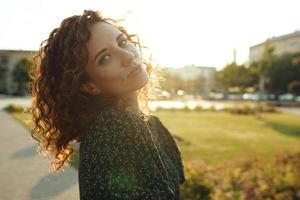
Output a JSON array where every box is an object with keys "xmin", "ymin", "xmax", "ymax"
[{"xmin": 29, "ymin": 9, "xmax": 161, "ymax": 173}]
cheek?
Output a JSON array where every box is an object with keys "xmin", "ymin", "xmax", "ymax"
[
  {"xmin": 92, "ymin": 66, "xmax": 127, "ymax": 93},
  {"xmin": 96, "ymin": 67, "xmax": 125, "ymax": 81}
]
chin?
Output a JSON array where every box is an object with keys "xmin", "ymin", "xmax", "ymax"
[
  {"xmin": 139, "ymin": 71, "xmax": 149, "ymax": 87},
  {"xmin": 134, "ymin": 74, "xmax": 149, "ymax": 91},
  {"xmin": 118, "ymin": 70, "xmax": 149, "ymax": 94}
]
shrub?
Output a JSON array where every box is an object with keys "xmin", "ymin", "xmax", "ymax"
[
  {"xmin": 4, "ymin": 104, "xmax": 25, "ymax": 113},
  {"xmin": 194, "ymin": 105, "xmax": 203, "ymax": 112},
  {"xmin": 228, "ymin": 104, "xmax": 277, "ymax": 115},
  {"xmin": 180, "ymin": 150, "xmax": 300, "ymax": 200},
  {"xmin": 182, "ymin": 106, "xmax": 192, "ymax": 112},
  {"xmin": 229, "ymin": 107, "xmax": 255, "ymax": 115},
  {"xmin": 209, "ymin": 105, "xmax": 216, "ymax": 112}
]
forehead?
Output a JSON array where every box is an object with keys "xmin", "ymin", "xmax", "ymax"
[{"xmin": 86, "ymin": 22, "xmax": 122, "ymax": 56}]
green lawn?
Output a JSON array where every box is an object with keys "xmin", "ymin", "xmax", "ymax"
[
  {"xmin": 154, "ymin": 110, "xmax": 300, "ymax": 164},
  {"xmin": 10, "ymin": 110, "xmax": 300, "ymax": 164},
  {"xmin": 10, "ymin": 112, "xmax": 33, "ymax": 130}
]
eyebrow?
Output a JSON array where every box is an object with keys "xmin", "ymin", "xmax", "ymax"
[{"xmin": 93, "ymin": 33, "xmax": 125, "ymax": 62}]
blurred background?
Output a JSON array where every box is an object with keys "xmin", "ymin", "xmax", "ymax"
[{"xmin": 1, "ymin": 0, "xmax": 300, "ymax": 199}]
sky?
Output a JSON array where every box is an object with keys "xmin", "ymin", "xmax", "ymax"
[{"xmin": 1, "ymin": 0, "xmax": 300, "ymax": 70}]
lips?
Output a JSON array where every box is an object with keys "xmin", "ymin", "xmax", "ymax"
[{"xmin": 127, "ymin": 64, "xmax": 142, "ymax": 78}]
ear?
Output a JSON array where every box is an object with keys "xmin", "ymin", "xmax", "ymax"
[{"xmin": 80, "ymin": 82, "xmax": 101, "ymax": 95}]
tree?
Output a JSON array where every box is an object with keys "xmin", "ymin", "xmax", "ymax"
[
  {"xmin": 160, "ymin": 70, "xmax": 186, "ymax": 95},
  {"xmin": 288, "ymin": 80, "xmax": 300, "ymax": 96},
  {"xmin": 12, "ymin": 57, "xmax": 32, "ymax": 95},
  {"xmin": 256, "ymin": 40, "xmax": 275, "ymax": 100},
  {"xmin": 214, "ymin": 62, "xmax": 256, "ymax": 93},
  {"xmin": 188, "ymin": 74, "xmax": 206, "ymax": 95},
  {"xmin": 266, "ymin": 52, "xmax": 300, "ymax": 99},
  {"xmin": 0, "ymin": 56, "xmax": 9, "ymax": 94}
]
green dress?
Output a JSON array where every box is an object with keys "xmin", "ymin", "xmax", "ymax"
[{"xmin": 78, "ymin": 108, "xmax": 185, "ymax": 200}]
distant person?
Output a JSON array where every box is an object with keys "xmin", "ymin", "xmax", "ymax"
[{"xmin": 29, "ymin": 9, "xmax": 185, "ymax": 199}]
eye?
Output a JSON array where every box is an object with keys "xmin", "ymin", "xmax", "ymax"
[
  {"xmin": 119, "ymin": 38, "xmax": 129, "ymax": 47},
  {"xmin": 99, "ymin": 54, "xmax": 111, "ymax": 65}
]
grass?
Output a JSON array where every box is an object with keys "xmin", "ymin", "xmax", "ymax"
[
  {"xmin": 8, "ymin": 110, "xmax": 300, "ymax": 165},
  {"xmin": 10, "ymin": 111, "xmax": 33, "ymax": 130},
  {"xmin": 154, "ymin": 110, "xmax": 300, "ymax": 164}
]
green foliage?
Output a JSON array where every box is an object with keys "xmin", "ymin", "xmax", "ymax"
[
  {"xmin": 4, "ymin": 103, "xmax": 25, "ymax": 113},
  {"xmin": 180, "ymin": 150, "xmax": 300, "ymax": 200},
  {"xmin": 12, "ymin": 57, "xmax": 32, "ymax": 95},
  {"xmin": 288, "ymin": 80, "xmax": 300, "ymax": 95},
  {"xmin": 194, "ymin": 105, "xmax": 203, "ymax": 111},
  {"xmin": 214, "ymin": 62, "xmax": 257, "ymax": 93},
  {"xmin": 0, "ymin": 59, "xmax": 9, "ymax": 93},
  {"xmin": 228, "ymin": 104, "xmax": 277, "ymax": 115},
  {"xmin": 208, "ymin": 105, "xmax": 216, "ymax": 112},
  {"xmin": 70, "ymin": 150, "xmax": 80, "ymax": 169},
  {"xmin": 265, "ymin": 53, "xmax": 297, "ymax": 96},
  {"xmin": 160, "ymin": 68, "xmax": 208, "ymax": 96},
  {"xmin": 160, "ymin": 70, "xmax": 186, "ymax": 95},
  {"xmin": 258, "ymin": 40, "xmax": 275, "ymax": 76},
  {"xmin": 250, "ymin": 50, "xmax": 300, "ymax": 98},
  {"xmin": 183, "ymin": 105, "xmax": 192, "ymax": 112}
]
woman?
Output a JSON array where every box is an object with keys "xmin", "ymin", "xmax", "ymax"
[{"xmin": 30, "ymin": 9, "xmax": 185, "ymax": 199}]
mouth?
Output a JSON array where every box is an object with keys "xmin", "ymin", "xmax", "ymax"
[{"xmin": 127, "ymin": 64, "xmax": 142, "ymax": 78}]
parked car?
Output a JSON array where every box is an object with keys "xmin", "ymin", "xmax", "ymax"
[
  {"xmin": 242, "ymin": 93, "xmax": 268, "ymax": 101},
  {"xmin": 279, "ymin": 93, "xmax": 295, "ymax": 101}
]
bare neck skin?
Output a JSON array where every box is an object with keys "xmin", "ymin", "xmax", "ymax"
[{"xmin": 118, "ymin": 91, "xmax": 141, "ymax": 114}]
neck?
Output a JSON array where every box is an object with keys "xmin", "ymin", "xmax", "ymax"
[{"xmin": 118, "ymin": 91, "xmax": 140, "ymax": 114}]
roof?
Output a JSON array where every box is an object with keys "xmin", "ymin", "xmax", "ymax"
[{"xmin": 250, "ymin": 30, "xmax": 300, "ymax": 49}]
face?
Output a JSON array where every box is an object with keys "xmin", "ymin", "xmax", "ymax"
[{"xmin": 83, "ymin": 22, "xmax": 149, "ymax": 96}]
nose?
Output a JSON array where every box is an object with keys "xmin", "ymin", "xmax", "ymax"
[{"xmin": 116, "ymin": 47, "xmax": 137, "ymax": 67}]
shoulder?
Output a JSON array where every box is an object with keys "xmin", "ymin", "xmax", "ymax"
[
  {"xmin": 148, "ymin": 114, "xmax": 165, "ymax": 129},
  {"xmin": 82, "ymin": 107, "xmax": 162, "ymax": 143},
  {"xmin": 92, "ymin": 107, "xmax": 127, "ymax": 123},
  {"xmin": 88, "ymin": 107, "xmax": 133, "ymax": 129},
  {"xmin": 81, "ymin": 108, "xmax": 133, "ymax": 142},
  {"xmin": 79, "ymin": 108, "xmax": 139, "ymax": 155}
]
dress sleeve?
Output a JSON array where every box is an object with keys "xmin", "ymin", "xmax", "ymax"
[
  {"xmin": 78, "ymin": 109, "xmax": 174, "ymax": 200},
  {"xmin": 153, "ymin": 116, "xmax": 186, "ymax": 185}
]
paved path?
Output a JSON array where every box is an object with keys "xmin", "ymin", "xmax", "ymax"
[
  {"xmin": 277, "ymin": 107, "xmax": 300, "ymax": 117},
  {"xmin": 0, "ymin": 110, "xmax": 80, "ymax": 200}
]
